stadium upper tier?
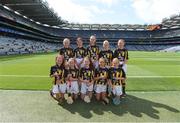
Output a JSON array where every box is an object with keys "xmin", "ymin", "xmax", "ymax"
[{"xmin": 0, "ymin": 3, "xmax": 180, "ymax": 52}]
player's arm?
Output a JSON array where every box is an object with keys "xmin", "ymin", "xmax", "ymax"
[
  {"xmin": 50, "ymin": 66, "xmax": 58, "ymax": 78},
  {"xmin": 107, "ymin": 69, "xmax": 113, "ymax": 86},
  {"xmin": 124, "ymin": 50, "xmax": 129, "ymax": 64},
  {"xmin": 94, "ymin": 68, "xmax": 100, "ymax": 81}
]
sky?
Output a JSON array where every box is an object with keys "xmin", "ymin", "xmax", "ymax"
[{"xmin": 45, "ymin": 0, "xmax": 180, "ymax": 24}]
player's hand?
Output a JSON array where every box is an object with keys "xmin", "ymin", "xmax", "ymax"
[
  {"xmin": 87, "ymin": 82, "xmax": 92, "ymax": 86},
  {"xmin": 84, "ymin": 80, "xmax": 90, "ymax": 83},
  {"xmin": 99, "ymin": 76, "xmax": 106, "ymax": 79},
  {"xmin": 117, "ymin": 77, "xmax": 125, "ymax": 80},
  {"xmin": 54, "ymin": 72, "xmax": 58, "ymax": 77}
]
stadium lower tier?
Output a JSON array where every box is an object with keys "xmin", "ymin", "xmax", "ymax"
[
  {"xmin": 0, "ymin": 36, "xmax": 179, "ymax": 55},
  {"xmin": 0, "ymin": 36, "xmax": 59, "ymax": 55}
]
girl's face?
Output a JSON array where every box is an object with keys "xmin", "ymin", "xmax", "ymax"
[
  {"xmin": 118, "ymin": 40, "xmax": 125, "ymax": 48},
  {"xmin": 99, "ymin": 58, "xmax": 105, "ymax": 67},
  {"xmin": 112, "ymin": 59, "xmax": 119, "ymax": 67},
  {"xmin": 103, "ymin": 41, "xmax": 109, "ymax": 50},
  {"xmin": 56, "ymin": 56, "xmax": 63, "ymax": 66},
  {"xmin": 77, "ymin": 38, "xmax": 83, "ymax": 47},
  {"xmin": 84, "ymin": 58, "xmax": 90, "ymax": 67},
  {"xmin": 90, "ymin": 36, "xmax": 96, "ymax": 46},
  {"xmin": 64, "ymin": 40, "xmax": 70, "ymax": 48},
  {"xmin": 69, "ymin": 59, "xmax": 75, "ymax": 68}
]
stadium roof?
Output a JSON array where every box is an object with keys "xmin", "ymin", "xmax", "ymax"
[
  {"xmin": 0, "ymin": 0, "xmax": 67, "ymax": 26},
  {"xmin": 0, "ymin": 0, "xmax": 179, "ymax": 30}
]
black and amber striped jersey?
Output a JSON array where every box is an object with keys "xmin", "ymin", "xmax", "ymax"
[
  {"xmin": 108, "ymin": 67, "xmax": 126, "ymax": 85},
  {"xmin": 99, "ymin": 50, "xmax": 113, "ymax": 66},
  {"xmin": 113, "ymin": 48, "xmax": 129, "ymax": 61},
  {"xmin": 79, "ymin": 67, "xmax": 94, "ymax": 81},
  {"xmin": 74, "ymin": 47, "xmax": 86, "ymax": 59},
  {"xmin": 95, "ymin": 67, "xmax": 109, "ymax": 85},
  {"xmin": 67, "ymin": 67, "xmax": 79, "ymax": 79},
  {"xmin": 87, "ymin": 45, "xmax": 99, "ymax": 60},
  {"xmin": 50, "ymin": 65, "xmax": 67, "ymax": 84},
  {"xmin": 59, "ymin": 47, "xmax": 74, "ymax": 61}
]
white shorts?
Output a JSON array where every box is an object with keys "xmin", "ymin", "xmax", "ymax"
[
  {"xmin": 112, "ymin": 85, "xmax": 122, "ymax": 96},
  {"xmin": 66, "ymin": 81, "xmax": 79, "ymax": 94},
  {"xmin": 95, "ymin": 84, "xmax": 107, "ymax": 93},
  {"xmin": 122, "ymin": 64, "xmax": 127, "ymax": 74},
  {"xmin": 119, "ymin": 61, "xmax": 127, "ymax": 74},
  {"xmin": 52, "ymin": 84, "xmax": 66, "ymax": 94},
  {"xmin": 81, "ymin": 82, "xmax": 93, "ymax": 94}
]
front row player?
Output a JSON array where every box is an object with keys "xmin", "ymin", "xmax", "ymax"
[
  {"xmin": 109, "ymin": 58, "xmax": 126, "ymax": 105},
  {"xmin": 66, "ymin": 58, "xmax": 79, "ymax": 100},
  {"xmin": 50, "ymin": 55, "xmax": 67, "ymax": 104},
  {"xmin": 94, "ymin": 58, "xmax": 109, "ymax": 104},
  {"xmin": 79, "ymin": 57, "xmax": 94, "ymax": 103}
]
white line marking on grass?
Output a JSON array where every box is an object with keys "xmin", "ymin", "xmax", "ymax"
[{"xmin": 0, "ymin": 75, "xmax": 180, "ymax": 78}]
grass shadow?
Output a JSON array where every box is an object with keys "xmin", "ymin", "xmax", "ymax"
[{"xmin": 60, "ymin": 94, "xmax": 179, "ymax": 119}]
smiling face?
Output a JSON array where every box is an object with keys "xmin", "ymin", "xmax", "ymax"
[
  {"xmin": 103, "ymin": 40, "xmax": 109, "ymax": 50},
  {"xmin": 118, "ymin": 39, "xmax": 125, "ymax": 49},
  {"xmin": 56, "ymin": 55, "xmax": 64, "ymax": 66},
  {"xmin": 99, "ymin": 58, "xmax": 105, "ymax": 68},
  {"xmin": 68, "ymin": 58, "xmax": 75, "ymax": 68},
  {"xmin": 83, "ymin": 57, "xmax": 90, "ymax": 68},
  {"xmin": 112, "ymin": 58, "xmax": 119, "ymax": 68},
  {"xmin": 90, "ymin": 35, "xmax": 96, "ymax": 46},
  {"xmin": 77, "ymin": 37, "xmax": 83, "ymax": 48},
  {"xmin": 63, "ymin": 38, "xmax": 70, "ymax": 48}
]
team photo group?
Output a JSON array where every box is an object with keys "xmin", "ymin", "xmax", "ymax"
[{"xmin": 50, "ymin": 35, "xmax": 129, "ymax": 105}]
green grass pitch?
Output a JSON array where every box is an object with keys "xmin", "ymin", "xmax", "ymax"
[{"xmin": 0, "ymin": 51, "xmax": 180, "ymax": 122}]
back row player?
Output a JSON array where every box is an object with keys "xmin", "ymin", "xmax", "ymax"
[{"xmin": 59, "ymin": 35, "xmax": 128, "ymax": 73}]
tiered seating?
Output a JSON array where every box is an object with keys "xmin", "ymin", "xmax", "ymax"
[{"xmin": 0, "ymin": 36, "xmax": 59, "ymax": 55}]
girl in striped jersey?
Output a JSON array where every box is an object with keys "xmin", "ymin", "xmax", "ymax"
[
  {"xmin": 74, "ymin": 37, "xmax": 87, "ymax": 68},
  {"xmin": 59, "ymin": 38, "xmax": 74, "ymax": 68},
  {"xmin": 79, "ymin": 57, "xmax": 94, "ymax": 103},
  {"xmin": 99, "ymin": 40, "xmax": 113, "ymax": 68},
  {"xmin": 66, "ymin": 58, "xmax": 79, "ymax": 101},
  {"xmin": 94, "ymin": 58, "xmax": 109, "ymax": 104},
  {"xmin": 108, "ymin": 58, "xmax": 126, "ymax": 105},
  {"xmin": 50, "ymin": 55, "xmax": 67, "ymax": 104},
  {"xmin": 86, "ymin": 35, "xmax": 99, "ymax": 68},
  {"xmin": 113, "ymin": 39, "xmax": 128, "ymax": 96}
]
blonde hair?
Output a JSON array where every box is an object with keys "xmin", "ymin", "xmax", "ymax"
[
  {"xmin": 103, "ymin": 40, "xmax": 109, "ymax": 45},
  {"xmin": 112, "ymin": 58, "xmax": 119, "ymax": 67},
  {"xmin": 63, "ymin": 38, "xmax": 70, "ymax": 45}
]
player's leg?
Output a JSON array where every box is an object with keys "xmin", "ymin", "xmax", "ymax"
[
  {"xmin": 101, "ymin": 85, "xmax": 109, "ymax": 104},
  {"xmin": 59, "ymin": 83, "xmax": 66, "ymax": 103},
  {"xmin": 52, "ymin": 85, "xmax": 61, "ymax": 101},
  {"xmin": 116, "ymin": 85, "xmax": 122, "ymax": 100},
  {"xmin": 87, "ymin": 84, "xmax": 94, "ymax": 99},
  {"xmin": 72, "ymin": 81, "xmax": 79, "ymax": 100},
  {"xmin": 95, "ymin": 84, "xmax": 101, "ymax": 101},
  {"xmin": 80, "ymin": 83, "xmax": 86, "ymax": 100},
  {"xmin": 121, "ymin": 80, "xmax": 126, "ymax": 97}
]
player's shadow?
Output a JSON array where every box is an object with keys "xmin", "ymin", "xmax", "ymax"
[{"xmin": 60, "ymin": 94, "xmax": 179, "ymax": 119}]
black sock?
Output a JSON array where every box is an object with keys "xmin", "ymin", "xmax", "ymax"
[{"xmin": 122, "ymin": 86, "xmax": 126, "ymax": 94}]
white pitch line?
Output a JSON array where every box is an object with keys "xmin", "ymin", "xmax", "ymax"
[{"xmin": 0, "ymin": 75, "xmax": 180, "ymax": 78}]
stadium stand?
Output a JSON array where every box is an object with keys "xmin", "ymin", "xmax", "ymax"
[
  {"xmin": 0, "ymin": 36, "xmax": 59, "ymax": 55},
  {"xmin": 0, "ymin": 1, "xmax": 180, "ymax": 55}
]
